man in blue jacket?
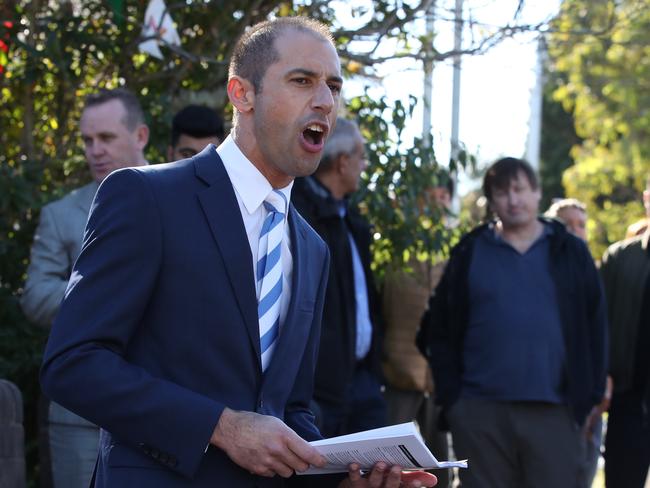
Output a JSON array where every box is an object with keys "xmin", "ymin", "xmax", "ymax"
[
  {"xmin": 419, "ymin": 157, "xmax": 607, "ymax": 488},
  {"xmin": 40, "ymin": 16, "xmax": 436, "ymax": 488}
]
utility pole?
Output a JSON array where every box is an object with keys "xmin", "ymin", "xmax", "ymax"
[
  {"xmin": 525, "ymin": 36, "xmax": 546, "ymax": 170},
  {"xmin": 450, "ymin": 0, "xmax": 463, "ymax": 214},
  {"xmin": 422, "ymin": 0, "xmax": 436, "ymax": 145},
  {"xmin": 450, "ymin": 0, "xmax": 463, "ymax": 160}
]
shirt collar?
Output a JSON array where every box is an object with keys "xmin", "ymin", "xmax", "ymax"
[
  {"xmin": 216, "ymin": 134, "xmax": 293, "ymax": 215},
  {"xmin": 304, "ymin": 176, "xmax": 348, "ymax": 218},
  {"xmin": 485, "ymin": 219, "xmax": 553, "ymax": 245}
]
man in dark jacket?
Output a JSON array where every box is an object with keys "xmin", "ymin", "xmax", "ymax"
[
  {"xmin": 418, "ymin": 157, "xmax": 608, "ymax": 488},
  {"xmin": 292, "ymin": 117, "xmax": 386, "ymax": 438},
  {"xmin": 600, "ymin": 175, "xmax": 650, "ymax": 488}
]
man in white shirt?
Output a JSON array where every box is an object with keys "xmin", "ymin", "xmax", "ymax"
[{"xmin": 40, "ymin": 16, "xmax": 436, "ymax": 488}]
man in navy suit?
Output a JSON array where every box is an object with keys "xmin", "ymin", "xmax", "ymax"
[{"xmin": 40, "ymin": 16, "xmax": 436, "ymax": 488}]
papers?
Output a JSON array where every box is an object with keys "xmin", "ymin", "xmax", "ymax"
[{"xmin": 299, "ymin": 422, "xmax": 468, "ymax": 475}]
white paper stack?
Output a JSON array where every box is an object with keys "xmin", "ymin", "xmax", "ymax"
[{"xmin": 300, "ymin": 422, "xmax": 468, "ymax": 475}]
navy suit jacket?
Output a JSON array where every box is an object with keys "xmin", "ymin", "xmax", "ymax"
[{"xmin": 40, "ymin": 146, "xmax": 330, "ymax": 487}]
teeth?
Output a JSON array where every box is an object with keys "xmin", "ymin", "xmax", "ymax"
[{"xmin": 306, "ymin": 124, "xmax": 324, "ymax": 132}]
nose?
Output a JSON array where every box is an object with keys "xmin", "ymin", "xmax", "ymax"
[
  {"xmin": 312, "ymin": 81, "xmax": 335, "ymax": 114},
  {"xmin": 87, "ymin": 139, "xmax": 106, "ymax": 157},
  {"xmin": 360, "ymin": 156, "xmax": 368, "ymax": 171}
]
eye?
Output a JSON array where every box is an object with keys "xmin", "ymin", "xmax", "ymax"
[
  {"xmin": 328, "ymin": 82, "xmax": 342, "ymax": 95},
  {"xmin": 179, "ymin": 149, "xmax": 197, "ymax": 159},
  {"xmin": 292, "ymin": 77, "xmax": 310, "ymax": 85}
]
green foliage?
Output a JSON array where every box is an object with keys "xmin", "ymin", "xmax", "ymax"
[
  {"xmin": 0, "ymin": 160, "xmax": 49, "ymax": 486},
  {"xmin": 548, "ymin": 0, "xmax": 650, "ymax": 257},
  {"xmin": 348, "ymin": 92, "xmax": 463, "ymax": 282},
  {"xmin": 539, "ymin": 68, "xmax": 581, "ymax": 210}
]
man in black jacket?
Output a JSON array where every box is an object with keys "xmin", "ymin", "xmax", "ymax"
[
  {"xmin": 600, "ymin": 175, "xmax": 650, "ymax": 488},
  {"xmin": 292, "ymin": 117, "xmax": 386, "ymax": 438},
  {"xmin": 418, "ymin": 157, "xmax": 608, "ymax": 488}
]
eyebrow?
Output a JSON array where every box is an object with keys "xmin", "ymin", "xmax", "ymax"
[
  {"xmin": 82, "ymin": 131, "xmax": 116, "ymax": 139},
  {"xmin": 286, "ymin": 68, "xmax": 343, "ymax": 85}
]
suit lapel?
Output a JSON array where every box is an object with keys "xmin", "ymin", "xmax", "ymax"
[{"xmin": 194, "ymin": 148, "xmax": 261, "ymax": 368}]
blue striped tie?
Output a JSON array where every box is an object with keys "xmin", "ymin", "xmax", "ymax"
[{"xmin": 257, "ymin": 190, "xmax": 287, "ymax": 372}]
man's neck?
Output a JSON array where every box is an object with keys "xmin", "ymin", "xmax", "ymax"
[
  {"xmin": 495, "ymin": 219, "xmax": 544, "ymax": 254},
  {"xmin": 314, "ymin": 173, "xmax": 345, "ymax": 200}
]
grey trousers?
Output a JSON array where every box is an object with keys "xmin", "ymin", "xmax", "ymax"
[
  {"xmin": 446, "ymin": 397, "xmax": 586, "ymax": 488},
  {"xmin": 49, "ymin": 401, "xmax": 99, "ymax": 488}
]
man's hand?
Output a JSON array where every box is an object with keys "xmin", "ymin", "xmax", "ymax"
[
  {"xmin": 600, "ymin": 375, "xmax": 613, "ymax": 413},
  {"xmin": 583, "ymin": 375, "xmax": 613, "ymax": 441},
  {"xmin": 210, "ymin": 408, "xmax": 326, "ymax": 478},
  {"xmin": 583, "ymin": 375, "xmax": 614, "ymax": 441},
  {"xmin": 339, "ymin": 462, "xmax": 438, "ymax": 488}
]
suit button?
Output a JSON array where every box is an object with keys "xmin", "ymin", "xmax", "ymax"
[
  {"xmin": 170, "ymin": 457, "xmax": 178, "ymax": 467},
  {"xmin": 151, "ymin": 449, "xmax": 160, "ymax": 460}
]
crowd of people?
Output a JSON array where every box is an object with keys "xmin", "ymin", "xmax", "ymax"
[{"xmin": 14, "ymin": 14, "xmax": 650, "ymax": 488}]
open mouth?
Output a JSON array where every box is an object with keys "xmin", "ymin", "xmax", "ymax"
[{"xmin": 303, "ymin": 123, "xmax": 325, "ymax": 146}]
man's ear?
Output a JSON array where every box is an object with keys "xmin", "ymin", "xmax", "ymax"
[
  {"xmin": 136, "ymin": 124, "xmax": 149, "ymax": 149},
  {"xmin": 227, "ymin": 76, "xmax": 255, "ymax": 114},
  {"xmin": 335, "ymin": 153, "xmax": 349, "ymax": 175},
  {"xmin": 167, "ymin": 145, "xmax": 174, "ymax": 161}
]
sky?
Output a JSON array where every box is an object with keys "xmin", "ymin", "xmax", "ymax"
[{"xmin": 334, "ymin": 0, "xmax": 562, "ymax": 195}]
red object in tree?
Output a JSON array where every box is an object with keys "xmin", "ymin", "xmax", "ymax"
[{"xmin": 0, "ymin": 20, "xmax": 12, "ymax": 75}]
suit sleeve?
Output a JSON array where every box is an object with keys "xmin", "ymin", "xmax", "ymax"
[
  {"xmin": 40, "ymin": 169, "xmax": 222, "ymax": 479},
  {"xmin": 20, "ymin": 204, "xmax": 70, "ymax": 327}
]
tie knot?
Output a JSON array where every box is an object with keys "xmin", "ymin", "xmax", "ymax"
[{"xmin": 264, "ymin": 190, "xmax": 287, "ymax": 216}]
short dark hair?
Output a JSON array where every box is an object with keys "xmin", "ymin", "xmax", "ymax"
[
  {"xmin": 482, "ymin": 157, "xmax": 539, "ymax": 201},
  {"xmin": 83, "ymin": 88, "xmax": 145, "ymax": 130},
  {"xmin": 228, "ymin": 17, "xmax": 334, "ymax": 93},
  {"xmin": 171, "ymin": 105, "xmax": 225, "ymax": 147}
]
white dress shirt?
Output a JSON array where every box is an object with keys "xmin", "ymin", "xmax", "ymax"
[{"xmin": 216, "ymin": 135, "xmax": 293, "ymax": 327}]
